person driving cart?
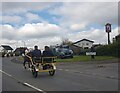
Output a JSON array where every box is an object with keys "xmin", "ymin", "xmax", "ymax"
[
  {"xmin": 23, "ymin": 48, "xmax": 29, "ymax": 69},
  {"xmin": 32, "ymin": 45, "xmax": 41, "ymax": 63}
]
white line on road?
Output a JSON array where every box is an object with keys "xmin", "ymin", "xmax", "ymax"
[
  {"xmin": 58, "ymin": 69, "xmax": 63, "ymax": 70},
  {"xmin": 58, "ymin": 68, "xmax": 119, "ymax": 80},
  {"xmin": 23, "ymin": 82, "xmax": 46, "ymax": 93},
  {"xmin": 0, "ymin": 70, "xmax": 12, "ymax": 77},
  {"xmin": 65, "ymin": 69, "xmax": 69, "ymax": 71},
  {"xmin": 0, "ymin": 70, "xmax": 46, "ymax": 93}
]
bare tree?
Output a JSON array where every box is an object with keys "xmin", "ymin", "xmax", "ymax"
[{"xmin": 61, "ymin": 38, "xmax": 73, "ymax": 45}]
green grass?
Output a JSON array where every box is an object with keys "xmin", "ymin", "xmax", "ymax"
[
  {"xmin": 17, "ymin": 55, "xmax": 117, "ymax": 63},
  {"xmin": 18, "ymin": 56, "xmax": 24, "ymax": 60},
  {"xmin": 55, "ymin": 55, "xmax": 117, "ymax": 62}
]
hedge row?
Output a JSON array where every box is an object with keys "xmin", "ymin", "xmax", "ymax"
[{"xmin": 95, "ymin": 40, "xmax": 120, "ymax": 58}]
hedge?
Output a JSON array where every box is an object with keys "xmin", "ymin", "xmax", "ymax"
[{"xmin": 95, "ymin": 40, "xmax": 119, "ymax": 58}]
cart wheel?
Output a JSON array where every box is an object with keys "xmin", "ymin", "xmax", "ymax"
[
  {"xmin": 32, "ymin": 67, "xmax": 38, "ymax": 78},
  {"xmin": 49, "ymin": 65, "xmax": 55, "ymax": 76}
]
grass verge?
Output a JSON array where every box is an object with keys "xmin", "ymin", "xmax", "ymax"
[
  {"xmin": 16, "ymin": 55, "xmax": 117, "ymax": 63},
  {"xmin": 55, "ymin": 55, "xmax": 117, "ymax": 62}
]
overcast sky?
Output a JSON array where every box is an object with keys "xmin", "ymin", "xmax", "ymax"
[{"xmin": 0, "ymin": 1, "xmax": 119, "ymax": 50}]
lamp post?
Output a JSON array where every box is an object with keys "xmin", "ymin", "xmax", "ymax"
[
  {"xmin": 21, "ymin": 41, "xmax": 26, "ymax": 55},
  {"xmin": 105, "ymin": 23, "xmax": 111, "ymax": 45},
  {"xmin": 21, "ymin": 41, "xmax": 26, "ymax": 48}
]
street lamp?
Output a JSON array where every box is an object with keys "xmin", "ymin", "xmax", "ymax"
[
  {"xmin": 21, "ymin": 41, "xmax": 26, "ymax": 55},
  {"xmin": 21, "ymin": 41, "xmax": 26, "ymax": 48}
]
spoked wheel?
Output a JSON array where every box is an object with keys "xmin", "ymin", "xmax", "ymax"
[
  {"xmin": 32, "ymin": 66, "xmax": 38, "ymax": 78},
  {"xmin": 49, "ymin": 65, "xmax": 55, "ymax": 76}
]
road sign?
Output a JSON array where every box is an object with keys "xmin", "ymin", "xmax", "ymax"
[
  {"xmin": 105, "ymin": 23, "xmax": 111, "ymax": 33},
  {"xmin": 86, "ymin": 52, "xmax": 96, "ymax": 55}
]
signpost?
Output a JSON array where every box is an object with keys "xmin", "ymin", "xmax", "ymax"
[
  {"xmin": 105, "ymin": 23, "xmax": 111, "ymax": 45},
  {"xmin": 86, "ymin": 52, "xmax": 96, "ymax": 56}
]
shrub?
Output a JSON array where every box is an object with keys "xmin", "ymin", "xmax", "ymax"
[{"xmin": 96, "ymin": 40, "xmax": 119, "ymax": 58}]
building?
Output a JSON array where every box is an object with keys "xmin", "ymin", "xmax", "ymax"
[
  {"xmin": 69, "ymin": 44, "xmax": 82, "ymax": 55},
  {"xmin": 0, "ymin": 45, "xmax": 13, "ymax": 53},
  {"xmin": 115, "ymin": 34, "xmax": 120, "ymax": 41},
  {"xmin": 14, "ymin": 47, "xmax": 27, "ymax": 56},
  {"xmin": 113, "ymin": 34, "xmax": 120, "ymax": 43},
  {"xmin": 73, "ymin": 39, "xmax": 94, "ymax": 49},
  {"xmin": 0, "ymin": 45, "xmax": 13, "ymax": 57}
]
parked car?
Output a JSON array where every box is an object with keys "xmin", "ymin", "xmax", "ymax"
[{"xmin": 54, "ymin": 45, "xmax": 73, "ymax": 59}]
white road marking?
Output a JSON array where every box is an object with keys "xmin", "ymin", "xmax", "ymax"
[
  {"xmin": 58, "ymin": 68, "xmax": 118, "ymax": 80},
  {"xmin": 23, "ymin": 82, "xmax": 46, "ymax": 93},
  {"xmin": 0, "ymin": 70, "xmax": 46, "ymax": 93},
  {"xmin": 0, "ymin": 70, "xmax": 12, "ymax": 77},
  {"xmin": 65, "ymin": 69, "xmax": 69, "ymax": 71},
  {"xmin": 58, "ymin": 69, "xmax": 63, "ymax": 70}
]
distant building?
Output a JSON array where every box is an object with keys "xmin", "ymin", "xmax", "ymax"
[
  {"xmin": 69, "ymin": 44, "xmax": 82, "ymax": 55},
  {"xmin": 0, "ymin": 45, "xmax": 13, "ymax": 53},
  {"xmin": 73, "ymin": 39, "xmax": 94, "ymax": 49},
  {"xmin": 14, "ymin": 47, "xmax": 27, "ymax": 55},
  {"xmin": 113, "ymin": 34, "xmax": 120, "ymax": 43},
  {"xmin": 115, "ymin": 34, "xmax": 120, "ymax": 41}
]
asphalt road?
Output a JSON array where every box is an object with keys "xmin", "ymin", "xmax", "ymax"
[{"xmin": 1, "ymin": 57, "xmax": 119, "ymax": 92}]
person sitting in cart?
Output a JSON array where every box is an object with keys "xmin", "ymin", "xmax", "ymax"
[
  {"xmin": 42, "ymin": 46, "xmax": 54, "ymax": 70},
  {"xmin": 32, "ymin": 45, "xmax": 41, "ymax": 63},
  {"xmin": 42, "ymin": 46, "xmax": 54, "ymax": 62}
]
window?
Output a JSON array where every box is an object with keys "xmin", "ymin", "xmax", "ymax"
[
  {"xmin": 84, "ymin": 47, "xmax": 88, "ymax": 49},
  {"xmin": 86, "ymin": 43, "xmax": 89, "ymax": 45}
]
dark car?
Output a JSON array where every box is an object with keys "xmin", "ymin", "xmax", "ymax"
[{"xmin": 55, "ymin": 45, "xmax": 73, "ymax": 59}]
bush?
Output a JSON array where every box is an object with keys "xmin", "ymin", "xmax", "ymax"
[{"xmin": 96, "ymin": 40, "xmax": 119, "ymax": 58}]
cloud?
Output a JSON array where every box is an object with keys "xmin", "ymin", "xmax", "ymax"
[
  {"xmin": 2, "ymin": 15, "xmax": 22, "ymax": 24},
  {"xmin": 50, "ymin": 2, "xmax": 118, "ymax": 27},
  {"xmin": 1, "ymin": 2, "xmax": 119, "ymax": 49},
  {"xmin": 70, "ymin": 23, "xmax": 86, "ymax": 30},
  {"xmin": 25, "ymin": 12, "xmax": 41, "ymax": 22},
  {"xmin": 17, "ymin": 23, "xmax": 61, "ymax": 39},
  {"xmin": 67, "ymin": 27, "xmax": 118, "ymax": 44},
  {"xmin": 2, "ymin": 2, "xmax": 55, "ymax": 15},
  {"xmin": 1, "ymin": 0, "xmax": 119, "ymax": 2},
  {"xmin": 1, "ymin": 23, "xmax": 118, "ymax": 49},
  {"xmin": 1, "ymin": 25, "xmax": 17, "ymax": 39},
  {"xmin": 2, "ymin": 22, "xmax": 61, "ymax": 40},
  {"xmin": 1, "ymin": 22, "xmax": 62, "ymax": 49}
]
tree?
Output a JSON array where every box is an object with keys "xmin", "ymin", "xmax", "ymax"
[{"xmin": 61, "ymin": 38, "xmax": 73, "ymax": 45}]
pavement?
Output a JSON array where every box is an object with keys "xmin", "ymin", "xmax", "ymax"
[{"xmin": 0, "ymin": 57, "xmax": 119, "ymax": 92}]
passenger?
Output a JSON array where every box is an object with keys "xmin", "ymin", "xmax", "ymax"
[
  {"xmin": 32, "ymin": 45, "xmax": 41, "ymax": 63},
  {"xmin": 42, "ymin": 46, "xmax": 54, "ymax": 62},
  {"xmin": 42, "ymin": 46, "xmax": 54, "ymax": 70}
]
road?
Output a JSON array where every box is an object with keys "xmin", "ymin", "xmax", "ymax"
[{"xmin": 1, "ymin": 57, "xmax": 119, "ymax": 92}]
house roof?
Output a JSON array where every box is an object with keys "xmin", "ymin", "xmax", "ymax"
[
  {"xmin": 73, "ymin": 39, "xmax": 94, "ymax": 44},
  {"xmin": 1, "ymin": 45, "xmax": 13, "ymax": 50},
  {"xmin": 70, "ymin": 44, "xmax": 82, "ymax": 48},
  {"xmin": 14, "ymin": 47, "xmax": 27, "ymax": 52}
]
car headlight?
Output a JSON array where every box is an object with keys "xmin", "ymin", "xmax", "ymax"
[
  {"xmin": 61, "ymin": 52, "xmax": 65, "ymax": 55},
  {"xmin": 69, "ymin": 50, "xmax": 73, "ymax": 54}
]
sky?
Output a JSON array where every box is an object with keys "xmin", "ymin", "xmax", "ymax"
[{"xmin": 0, "ymin": 0, "xmax": 119, "ymax": 50}]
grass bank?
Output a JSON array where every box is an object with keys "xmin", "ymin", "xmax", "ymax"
[
  {"xmin": 16, "ymin": 55, "xmax": 117, "ymax": 63},
  {"xmin": 55, "ymin": 55, "xmax": 117, "ymax": 62}
]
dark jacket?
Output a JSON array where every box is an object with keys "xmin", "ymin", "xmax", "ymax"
[
  {"xmin": 32, "ymin": 49, "xmax": 41, "ymax": 58},
  {"xmin": 42, "ymin": 50, "xmax": 54, "ymax": 62},
  {"xmin": 43, "ymin": 50, "xmax": 54, "ymax": 57}
]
